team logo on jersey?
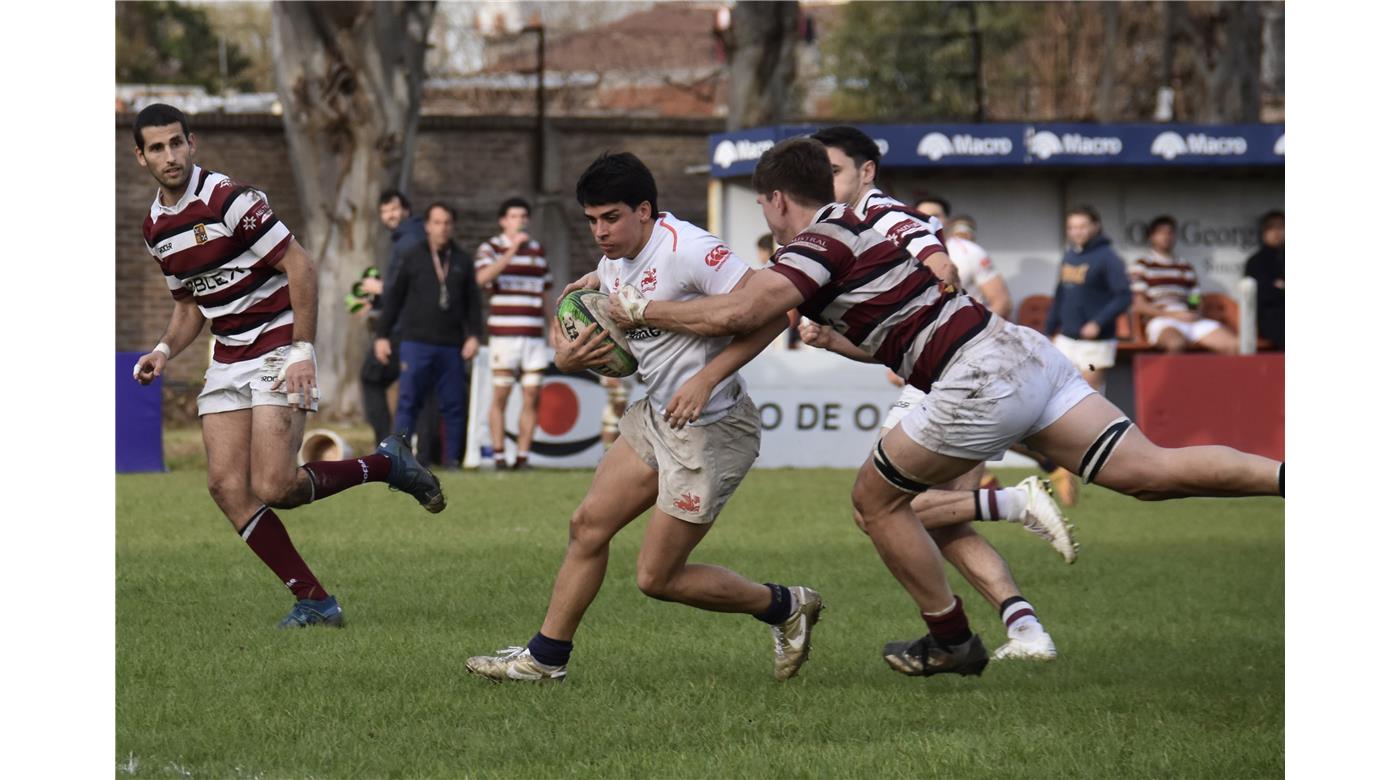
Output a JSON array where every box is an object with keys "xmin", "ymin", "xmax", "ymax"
[
  {"xmin": 887, "ymin": 219, "xmax": 925, "ymax": 244},
  {"xmin": 193, "ymin": 223, "xmax": 208, "ymax": 244},
  {"xmin": 673, "ymin": 492, "xmax": 702, "ymax": 513},
  {"xmin": 704, "ymin": 246, "xmax": 732, "ymax": 269},
  {"xmin": 640, "ymin": 267, "xmax": 658, "ymax": 293},
  {"xmin": 612, "ymin": 276, "xmax": 621, "ymax": 292}
]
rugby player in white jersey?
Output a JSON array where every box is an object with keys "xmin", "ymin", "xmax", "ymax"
[
  {"xmin": 809, "ymin": 126, "xmax": 1071, "ymax": 661},
  {"xmin": 465, "ymin": 152, "xmax": 821, "ymax": 682},
  {"xmin": 610, "ymin": 138, "xmax": 1283, "ymax": 678},
  {"xmin": 128, "ymin": 105, "xmax": 446, "ymax": 629}
]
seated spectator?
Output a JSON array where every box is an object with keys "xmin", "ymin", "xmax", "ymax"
[
  {"xmin": 1130, "ymin": 215, "xmax": 1237, "ymax": 354},
  {"xmin": 1045, "ymin": 205, "xmax": 1131, "ymax": 393},
  {"xmin": 1245, "ymin": 210, "xmax": 1284, "ymax": 349}
]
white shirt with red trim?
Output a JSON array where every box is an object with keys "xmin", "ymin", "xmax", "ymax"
[
  {"xmin": 599, "ymin": 213, "xmax": 749, "ymax": 425},
  {"xmin": 141, "ymin": 165, "xmax": 295, "ymax": 364},
  {"xmin": 946, "ymin": 236, "xmax": 1001, "ymax": 303}
]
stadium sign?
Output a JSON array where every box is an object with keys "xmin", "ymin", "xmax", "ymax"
[
  {"xmin": 1025, "ymin": 127, "xmax": 1124, "ymax": 160},
  {"xmin": 916, "ymin": 132, "xmax": 1015, "ymax": 162},
  {"xmin": 1150, "ymin": 131, "xmax": 1249, "ymax": 160}
]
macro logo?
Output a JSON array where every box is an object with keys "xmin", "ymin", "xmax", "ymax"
[
  {"xmin": 917, "ymin": 132, "xmax": 1014, "ymax": 162},
  {"xmin": 1026, "ymin": 128, "xmax": 1122, "ymax": 159},
  {"xmin": 874, "ymin": 138, "xmax": 890, "ymax": 157},
  {"xmin": 1151, "ymin": 131, "xmax": 1248, "ymax": 160},
  {"xmin": 712, "ymin": 138, "xmax": 774, "ymax": 169},
  {"xmin": 1273, "ymin": 134, "xmax": 1285, "ymax": 156}
]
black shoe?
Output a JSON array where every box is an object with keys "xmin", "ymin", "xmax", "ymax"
[
  {"xmin": 512, "ymin": 460, "xmax": 533, "ymax": 472},
  {"xmin": 376, "ymin": 435, "xmax": 446, "ymax": 513},
  {"xmin": 882, "ymin": 633, "xmax": 989, "ymax": 678}
]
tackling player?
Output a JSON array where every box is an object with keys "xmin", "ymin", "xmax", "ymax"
[
  {"xmin": 129, "ymin": 104, "xmax": 445, "ymax": 628},
  {"xmin": 610, "ymin": 137, "xmax": 1283, "ymax": 678},
  {"xmin": 465, "ymin": 153, "xmax": 821, "ymax": 682}
]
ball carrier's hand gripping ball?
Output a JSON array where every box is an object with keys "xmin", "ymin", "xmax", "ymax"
[{"xmin": 556, "ymin": 290, "xmax": 639, "ymax": 378}]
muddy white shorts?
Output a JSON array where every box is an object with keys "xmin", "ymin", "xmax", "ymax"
[
  {"xmin": 197, "ymin": 345, "xmax": 318, "ymax": 416},
  {"xmin": 489, "ymin": 335, "xmax": 552, "ymax": 375},
  {"xmin": 620, "ymin": 393, "xmax": 761, "ymax": 524},
  {"xmin": 901, "ymin": 319, "xmax": 1095, "ymax": 461},
  {"xmin": 881, "ymin": 384, "xmax": 927, "ymax": 432},
  {"xmin": 1145, "ymin": 316, "xmax": 1223, "ymax": 346},
  {"xmin": 1052, "ymin": 334, "xmax": 1117, "ymax": 372}
]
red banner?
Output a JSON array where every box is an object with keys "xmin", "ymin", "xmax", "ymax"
[{"xmin": 1133, "ymin": 353, "xmax": 1284, "ymax": 460}]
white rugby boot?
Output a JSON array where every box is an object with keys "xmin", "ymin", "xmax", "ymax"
[
  {"xmin": 1014, "ymin": 476, "xmax": 1079, "ymax": 564},
  {"xmin": 465, "ymin": 645, "xmax": 566, "ymax": 682},
  {"xmin": 992, "ymin": 628, "xmax": 1058, "ymax": 661},
  {"xmin": 771, "ymin": 586, "xmax": 824, "ymax": 681}
]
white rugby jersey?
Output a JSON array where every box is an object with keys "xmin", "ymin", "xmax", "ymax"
[
  {"xmin": 142, "ymin": 165, "xmax": 295, "ymax": 363},
  {"xmin": 474, "ymin": 234, "xmax": 553, "ymax": 338},
  {"xmin": 946, "ymin": 236, "xmax": 1002, "ymax": 303},
  {"xmin": 599, "ymin": 213, "xmax": 749, "ymax": 425}
]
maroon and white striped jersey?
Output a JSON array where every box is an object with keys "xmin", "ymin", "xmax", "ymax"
[
  {"xmin": 141, "ymin": 165, "xmax": 295, "ymax": 364},
  {"xmin": 474, "ymin": 234, "xmax": 553, "ymax": 338},
  {"xmin": 769, "ymin": 203, "xmax": 990, "ymax": 392},
  {"xmin": 1130, "ymin": 250, "xmax": 1200, "ymax": 312},
  {"xmin": 853, "ymin": 188, "xmax": 949, "ymax": 265}
]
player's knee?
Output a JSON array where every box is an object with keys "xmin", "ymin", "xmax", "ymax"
[
  {"xmin": 206, "ymin": 475, "xmax": 246, "ymax": 512},
  {"xmin": 850, "ymin": 508, "xmax": 871, "ymax": 536},
  {"xmin": 252, "ymin": 470, "xmax": 302, "ymax": 509},
  {"xmin": 634, "ymin": 568, "xmax": 674, "ymax": 601},
  {"xmin": 568, "ymin": 504, "xmax": 610, "ymax": 551}
]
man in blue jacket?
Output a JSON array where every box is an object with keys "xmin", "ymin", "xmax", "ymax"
[
  {"xmin": 1045, "ymin": 205, "xmax": 1132, "ymax": 392},
  {"xmin": 361, "ymin": 189, "xmax": 428, "ymax": 445}
]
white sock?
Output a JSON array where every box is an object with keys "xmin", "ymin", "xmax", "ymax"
[
  {"xmin": 1001, "ymin": 597, "xmax": 1043, "ymax": 638},
  {"xmin": 975, "ymin": 488, "xmax": 1027, "ymax": 521}
]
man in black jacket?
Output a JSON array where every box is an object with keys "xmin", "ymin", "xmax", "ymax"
[
  {"xmin": 374, "ymin": 202, "xmax": 485, "ymax": 469},
  {"xmin": 1245, "ymin": 210, "xmax": 1284, "ymax": 349}
]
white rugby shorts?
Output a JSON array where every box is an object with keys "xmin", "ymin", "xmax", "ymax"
[
  {"xmin": 197, "ymin": 345, "xmax": 318, "ymax": 416},
  {"xmin": 881, "ymin": 384, "xmax": 927, "ymax": 432},
  {"xmin": 900, "ymin": 319, "xmax": 1095, "ymax": 461},
  {"xmin": 1052, "ymin": 333, "xmax": 1118, "ymax": 372},
  {"xmin": 1145, "ymin": 316, "xmax": 1223, "ymax": 346},
  {"xmin": 489, "ymin": 335, "xmax": 552, "ymax": 374}
]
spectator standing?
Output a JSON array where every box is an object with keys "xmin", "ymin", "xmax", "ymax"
[
  {"xmin": 374, "ymin": 202, "xmax": 485, "ymax": 469},
  {"xmin": 360, "ymin": 189, "xmax": 427, "ymax": 444},
  {"xmin": 1244, "ymin": 210, "xmax": 1285, "ymax": 349},
  {"xmin": 1131, "ymin": 215, "xmax": 1237, "ymax": 354},
  {"xmin": 474, "ymin": 197, "xmax": 554, "ymax": 471},
  {"xmin": 1046, "ymin": 205, "xmax": 1131, "ymax": 392}
]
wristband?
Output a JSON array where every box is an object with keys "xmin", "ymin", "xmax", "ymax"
[
  {"xmin": 153, "ymin": 342, "xmax": 172, "ymax": 358},
  {"xmin": 287, "ymin": 340, "xmax": 316, "ymax": 365},
  {"xmin": 618, "ymin": 284, "xmax": 650, "ymax": 325}
]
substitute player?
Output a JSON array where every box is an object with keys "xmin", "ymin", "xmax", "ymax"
[
  {"xmin": 466, "ymin": 153, "xmax": 820, "ymax": 682},
  {"xmin": 810, "ymin": 126, "xmax": 1071, "ymax": 661},
  {"xmin": 610, "ymin": 138, "xmax": 1283, "ymax": 678},
  {"xmin": 1131, "ymin": 215, "xmax": 1238, "ymax": 354},
  {"xmin": 475, "ymin": 197, "xmax": 554, "ymax": 470},
  {"xmin": 129, "ymin": 104, "xmax": 445, "ymax": 628}
]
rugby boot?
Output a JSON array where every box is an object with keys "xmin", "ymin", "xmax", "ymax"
[
  {"xmin": 771, "ymin": 586, "xmax": 824, "ymax": 681},
  {"xmin": 1015, "ymin": 476, "xmax": 1078, "ymax": 564},
  {"xmin": 465, "ymin": 646, "xmax": 566, "ymax": 682},
  {"xmin": 992, "ymin": 630, "xmax": 1058, "ymax": 662},
  {"xmin": 377, "ymin": 434, "xmax": 446, "ymax": 513},
  {"xmin": 882, "ymin": 633, "xmax": 989, "ymax": 678},
  {"xmin": 276, "ymin": 594, "xmax": 344, "ymax": 629}
]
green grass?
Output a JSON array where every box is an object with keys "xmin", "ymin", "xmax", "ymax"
[{"xmin": 117, "ymin": 465, "xmax": 1283, "ymax": 779}]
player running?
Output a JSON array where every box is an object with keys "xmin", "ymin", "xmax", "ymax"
[
  {"xmin": 808, "ymin": 126, "xmax": 1072, "ymax": 660},
  {"xmin": 465, "ymin": 152, "xmax": 820, "ymax": 682},
  {"xmin": 129, "ymin": 104, "xmax": 445, "ymax": 628},
  {"xmin": 608, "ymin": 137, "xmax": 1283, "ymax": 679}
]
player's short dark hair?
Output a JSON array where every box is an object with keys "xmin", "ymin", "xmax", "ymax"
[
  {"xmin": 752, "ymin": 137, "xmax": 836, "ymax": 209},
  {"xmin": 498, "ymin": 197, "xmax": 532, "ymax": 218},
  {"xmin": 1147, "ymin": 215, "xmax": 1177, "ymax": 236},
  {"xmin": 425, "ymin": 201, "xmax": 457, "ymax": 221},
  {"xmin": 1067, "ymin": 204, "xmax": 1101, "ymax": 225},
  {"xmin": 576, "ymin": 152, "xmax": 659, "ymax": 218},
  {"xmin": 756, "ymin": 233, "xmax": 774, "ymax": 253},
  {"xmin": 133, "ymin": 103, "xmax": 189, "ymax": 150},
  {"xmin": 379, "ymin": 189, "xmax": 411, "ymax": 210},
  {"xmin": 1258, "ymin": 209, "xmax": 1284, "ymax": 231},
  {"xmin": 918, "ymin": 196, "xmax": 951, "ymax": 215},
  {"xmin": 810, "ymin": 125, "xmax": 882, "ymax": 178}
]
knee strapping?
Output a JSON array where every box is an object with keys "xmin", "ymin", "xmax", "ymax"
[{"xmin": 520, "ymin": 372, "xmax": 544, "ymax": 388}]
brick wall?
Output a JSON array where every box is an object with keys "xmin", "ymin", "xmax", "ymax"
[{"xmin": 116, "ymin": 113, "xmax": 719, "ymax": 394}]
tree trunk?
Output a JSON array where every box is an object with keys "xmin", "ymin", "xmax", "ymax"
[
  {"xmin": 270, "ymin": 1, "xmax": 434, "ymax": 419},
  {"xmin": 723, "ymin": 1, "xmax": 801, "ymax": 130},
  {"xmin": 1095, "ymin": 1, "xmax": 1121, "ymax": 122}
]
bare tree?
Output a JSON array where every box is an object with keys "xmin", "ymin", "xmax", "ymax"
[
  {"xmin": 1176, "ymin": 1, "xmax": 1263, "ymax": 122},
  {"xmin": 270, "ymin": 2, "xmax": 435, "ymax": 418},
  {"xmin": 721, "ymin": 1, "xmax": 801, "ymax": 130}
]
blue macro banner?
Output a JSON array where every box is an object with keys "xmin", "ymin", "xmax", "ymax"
[{"xmin": 708, "ymin": 123, "xmax": 1284, "ymax": 177}]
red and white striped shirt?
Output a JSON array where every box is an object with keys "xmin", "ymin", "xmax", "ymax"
[
  {"xmin": 854, "ymin": 188, "xmax": 950, "ymax": 265},
  {"xmin": 1130, "ymin": 250, "xmax": 1200, "ymax": 313},
  {"xmin": 474, "ymin": 234, "xmax": 553, "ymax": 338},
  {"xmin": 142, "ymin": 165, "xmax": 295, "ymax": 364},
  {"xmin": 770, "ymin": 203, "xmax": 989, "ymax": 392}
]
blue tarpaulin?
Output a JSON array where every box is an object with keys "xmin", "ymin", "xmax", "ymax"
[{"xmin": 116, "ymin": 351, "xmax": 165, "ymax": 473}]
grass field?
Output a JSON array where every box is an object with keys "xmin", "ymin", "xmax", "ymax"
[{"xmin": 116, "ymin": 463, "xmax": 1283, "ymax": 778}]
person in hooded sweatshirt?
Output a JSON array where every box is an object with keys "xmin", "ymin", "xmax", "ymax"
[
  {"xmin": 1044, "ymin": 204, "xmax": 1132, "ymax": 392},
  {"xmin": 1244, "ymin": 210, "xmax": 1284, "ymax": 350}
]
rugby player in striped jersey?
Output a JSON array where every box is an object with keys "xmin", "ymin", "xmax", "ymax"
[
  {"xmin": 129, "ymin": 104, "xmax": 445, "ymax": 629},
  {"xmin": 609, "ymin": 137, "xmax": 1283, "ymax": 679}
]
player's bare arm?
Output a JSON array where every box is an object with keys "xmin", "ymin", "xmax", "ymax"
[
  {"xmin": 612, "ymin": 268, "xmax": 804, "ymax": 338},
  {"xmin": 133, "ymin": 298, "xmax": 206, "ymax": 384},
  {"xmin": 273, "ymin": 239, "xmax": 319, "ymax": 408},
  {"xmin": 979, "ymin": 277, "xmax": 1013, "ymax": 319},
  {"xmin": 923, "ymin": 250, "xmax": 961, "ymax": 290},
  {"xmin": 798, "ymin": 320, "xmax": 879, "ymax": 364},
  {"xmin": 475, "ymin": 234, "xmax": 527, "ymax": 286}
]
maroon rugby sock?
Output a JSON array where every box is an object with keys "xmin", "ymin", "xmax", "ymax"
[
  {"xmin": 301, "ymin": 454, "xmax": 391, "ymax": 501},
  {"xmin": 921, "ymin": 596, "xmax": 973, "ymax": 648},
  {"xmin": 240, "ymin": 506, "xmax": 328, "ymax": 601}
]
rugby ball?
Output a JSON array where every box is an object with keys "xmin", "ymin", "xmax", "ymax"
[{"xmin": 556, "ymin": 290, "xmax": 638, "ymax": 378}]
